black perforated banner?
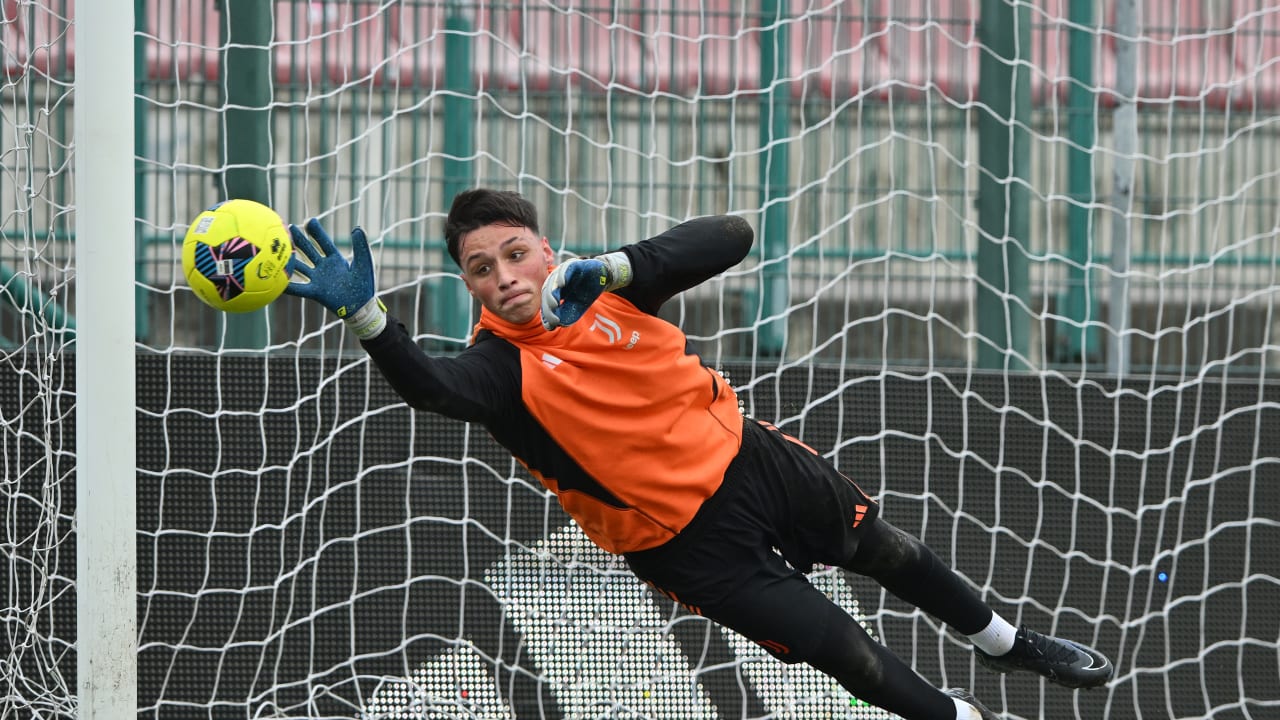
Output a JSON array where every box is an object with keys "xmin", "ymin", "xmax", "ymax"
[{"xmin": 3, "ymin": 354, "xmax": 1278, "ymax": 719}]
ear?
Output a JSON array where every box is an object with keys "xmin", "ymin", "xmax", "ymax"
[
  {"xmin": 460, "ymin": 273, "xmax": 474, "ymax": 296},
  {"xmin": 540, "ymin": 237, "xmax": 554, "ymax": 265}
]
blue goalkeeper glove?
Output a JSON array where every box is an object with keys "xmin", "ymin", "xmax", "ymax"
[
  {"xmin": 540, "ymin": 252, "xmax": 633, "ymax": 331},
  {"xmin": 284, "ymin": 218, "xmax": 387, "ymax": 340}
]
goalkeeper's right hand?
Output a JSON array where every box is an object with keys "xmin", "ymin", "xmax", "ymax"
[{"xmin": 284, "ymin": 218, "xmax": 387, "ymax": 340}]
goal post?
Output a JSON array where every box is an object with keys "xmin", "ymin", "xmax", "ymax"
[
  {"xmin": 3, "ymin": 1, "xmax": 1280, "ymax": 719},
  {"xmin": 73, "ymin": 1, "xmax": 137, "ymax": 717}
]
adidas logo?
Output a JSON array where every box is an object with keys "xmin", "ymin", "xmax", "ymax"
[{"xmin": 852, "ymin": 503, "xmax": 869, "ymax": 528}]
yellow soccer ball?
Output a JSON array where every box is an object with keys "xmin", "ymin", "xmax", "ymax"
[{"xmin": 182, "ymin": 199, "xmax": 292, "ymax": 313}]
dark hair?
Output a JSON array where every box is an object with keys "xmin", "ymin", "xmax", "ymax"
[{"xmin": 443, "ymin": 188, "xmax": 540, "ymax": 267}]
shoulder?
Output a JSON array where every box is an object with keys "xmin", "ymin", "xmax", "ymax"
[
  {"xmin": 467, "ymin": 328, "xmax": 519, "ymax": 357},
  {"xmin": 462, "ymin": 329, "xmax": 525, "ymax": 376}
]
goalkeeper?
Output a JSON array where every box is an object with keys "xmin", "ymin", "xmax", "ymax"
[{"xmin": 284, "ymin": 188, "xmax": 1114, "ymax": 720}]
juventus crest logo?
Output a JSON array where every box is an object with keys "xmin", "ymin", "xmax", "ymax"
[
  {"xmin": 589, "ymin": 313, "xmax": 641, "ymax": 350},
  {"xmin": 589, "ymin": 314, "xmax": 621, "ymax": 343}
]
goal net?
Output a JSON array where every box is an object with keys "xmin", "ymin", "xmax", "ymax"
[{"xmin": 3, "ymin": 0, "xmax": 1279, "ymax": 718}]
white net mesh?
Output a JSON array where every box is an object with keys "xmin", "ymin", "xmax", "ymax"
[
  {"xmin": 2, "ymin": 0, "xmax": 77, "ymax": 717},
  {"xmin": 3, "ymin": 0, "xmax": 1280, "ymax": 718}
]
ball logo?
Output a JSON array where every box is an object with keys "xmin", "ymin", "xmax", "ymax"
[
  {"xmin": 194, "ymin": 236, "xmax": 255, "ymax": 300},
  {"xmin": 256, "ymin": 261, "xmax": 279, "ymax": 280},
  {"xmin": 194, "ymin": 216, "xmax": 215, "ymax": 235}
]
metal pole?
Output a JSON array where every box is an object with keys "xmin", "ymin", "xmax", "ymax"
[
  {"xmin": 758, "ymin": 0, "xmax": 790, "ymax": 357},
  {"xmin": 135, "ymin": 0, "xmax": 150, "ymax": 343},
  {"xmin": 976, "ymin": 0, "xmax": 1032, "ymax": 370},
  {"xmin": 1062, "ymin": 0, "xmax": 1099, "ymax": 364},
  {"xmin": 219, "ymin": 0, "xmax": 274, "ymax": 348},
  {"xmin": 1108, "ymin": 0, "xmax": 1138, "ymax": 377},
  {"xmin": 436, "ymin": 6, "xmax": 477, "ymax": 344},
  {"xmin": 75, "ymin": 0, "xmax": 137, "ymax": 716}
]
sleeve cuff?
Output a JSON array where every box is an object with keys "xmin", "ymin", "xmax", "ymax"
[{"xmin": 343, "ymin": 297, "xmax": 388, "ymax": 340}]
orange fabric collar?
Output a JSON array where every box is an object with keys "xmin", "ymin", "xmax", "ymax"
[{"xmin": 473, "ymin": 304, "xmax": 546, "ymax": 344}]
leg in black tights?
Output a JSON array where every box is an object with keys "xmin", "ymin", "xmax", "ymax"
[
  {"xmin": 844, "ymin": 517, "xmax": 993, "ymax": 635},
  {"xmin": 697, "ymin": 562, "xmax": 963, "ymax": 720},
  {"xmin": 805, "ymin": 598, "xmax": 961, "ymax": 720}
]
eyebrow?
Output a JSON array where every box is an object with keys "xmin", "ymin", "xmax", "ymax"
[{"xmin": 463, "ymin": 234, "xmax": 527, "ymax": 267}]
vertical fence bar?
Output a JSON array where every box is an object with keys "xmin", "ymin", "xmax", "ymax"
[
  {"xmin": 976, "ymin": 0, "xmax": 1031, "ymax": 370},
  {"xmin": 758, "ymin": 0, "xmax": 789, "ymax": 357},
  {"xmin": 219, "ymin": 0, "xmax": 274, "ymax": 348},
  {"xmin": 1108, "ymin": 0, "xmax": 1138, "ymax": 376},
  {"xmin": 436, "ymin": 6, "xmax": 476, "ymax": 343},
  {"xmin": 1062, "ymin": 0, "xmax": 1099, "ymax": 364},
  {"xmin": 75, "ymin": 0, "xmax": 137, "ymax": 716}
]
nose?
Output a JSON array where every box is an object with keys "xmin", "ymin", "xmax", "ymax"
[{"xmin": 494, "ymin": 259, "xmax": 516, "ymax": 288}]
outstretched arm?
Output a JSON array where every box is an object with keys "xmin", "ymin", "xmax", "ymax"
[
  {"xmin": 360, "ymin": 319, "xmax": 520, "ymax": 423},
  {"xmin": 615, "ymin": 215, "xmax": 754, "ymax": 315},
  {"xmin": 538, "ymin": 215, "xmax": 754, "ymax": 329},
  {"xmin": 285, "ymin": 218, "xmax": 517, "ymax": 422}
]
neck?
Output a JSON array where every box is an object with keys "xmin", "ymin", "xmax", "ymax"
[{"xmin": 477, "ymin": 305, "xmax": 545, "ymax": 341}]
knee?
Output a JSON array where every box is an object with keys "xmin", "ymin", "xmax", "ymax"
[
  {"xmin": 847, "ymin": 519, "xmax": 932, "ymax": 578},
  {"xmin": 806, "ymin": 611, "xmax": 887, "ymax": 690}
]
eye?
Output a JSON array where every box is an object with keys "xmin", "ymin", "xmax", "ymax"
[{"xmin": 471, "ymin": 263, "xmax": 490, "ymax": 276}]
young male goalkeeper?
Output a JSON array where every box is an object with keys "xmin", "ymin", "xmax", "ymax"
[{"xmin": 284, "ymin": 188, "xmax": 1114, "ymax": 720}]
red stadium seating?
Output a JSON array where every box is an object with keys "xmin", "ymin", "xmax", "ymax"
[
  {"xmin": 273, "ymin": 1, "xmax": 392, "ymax": 87},
  {"xmin": 624, "ymin": 0, "xmax": 763, "ymax": 96},
  {"xmin": 2, "ymin": 0, "xmax": 21, "ymax": 77},
  {"xmin": 506, "ymin": 0, "xmax": 646, "ymax": 91},
  {"xmin": 6, "ymin": 0, "xmax": 1277, "ymax": 111},
  {"xmin": 145, "ymin": 0, "xmax": 218, "ymax": 81},
  {"xmin": 789, "ymin": 0, "xmax": 890, "ymax": 101},
  {"xmin": 1022, "ymin": 0, "xmax": 1128, "ymax": 107},
  {"xmin": 387, "ymin": 2, "xmax": 522, "ymax": 91},
  {"xmin": 878, "ymin": 0, "xmax": 980, "ymax": 102},
  {"xmin": 1227, "ymin": 0, "xmax": 1280, "ymax": 108},
  {"xmin": 9, "ymin": 0, "xmax": 74, "ymax": 77},
  {"xmin": 1113, "ymin": 0, "xmax": 1234, "ymax": 108}
]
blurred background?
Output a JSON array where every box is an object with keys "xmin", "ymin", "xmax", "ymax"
[
  {"xmin": 5, "ymin": 0, "xmax": 1280, "ymax": 371},
  {"xmin": 3, "ymin": 2, "xmax": 1279, "ymax": 719}
]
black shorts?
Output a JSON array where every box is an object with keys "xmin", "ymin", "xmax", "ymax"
[{"xmin": 624, "ymin": 417, "xmax": 880, "ymax": 663}]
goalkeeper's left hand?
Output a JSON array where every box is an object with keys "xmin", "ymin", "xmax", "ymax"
[
  {"xmin": 540, "ymin": 252, "xmax": 632, "ymax": 331},
  {"xmin": 284, "ymin": 218, "xmax": 387, "ymax": 340}
]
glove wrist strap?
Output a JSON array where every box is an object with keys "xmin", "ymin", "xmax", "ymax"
[
  {"xmin": 343, "ymin": 297, "xmax": 388, "ymax": 340},
  {"xmin": 599, "ymin": 251, "xmax": 632, "ymax": 291}
]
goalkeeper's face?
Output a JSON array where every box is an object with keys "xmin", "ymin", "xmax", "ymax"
[{"xmin": 458, "ymin": 223, "xmax": 555, "ymax": 325}]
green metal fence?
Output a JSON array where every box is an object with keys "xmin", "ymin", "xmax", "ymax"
[{"xmin": 3, "ymin": 0, "xmax": 1279, "ymax": 372}]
